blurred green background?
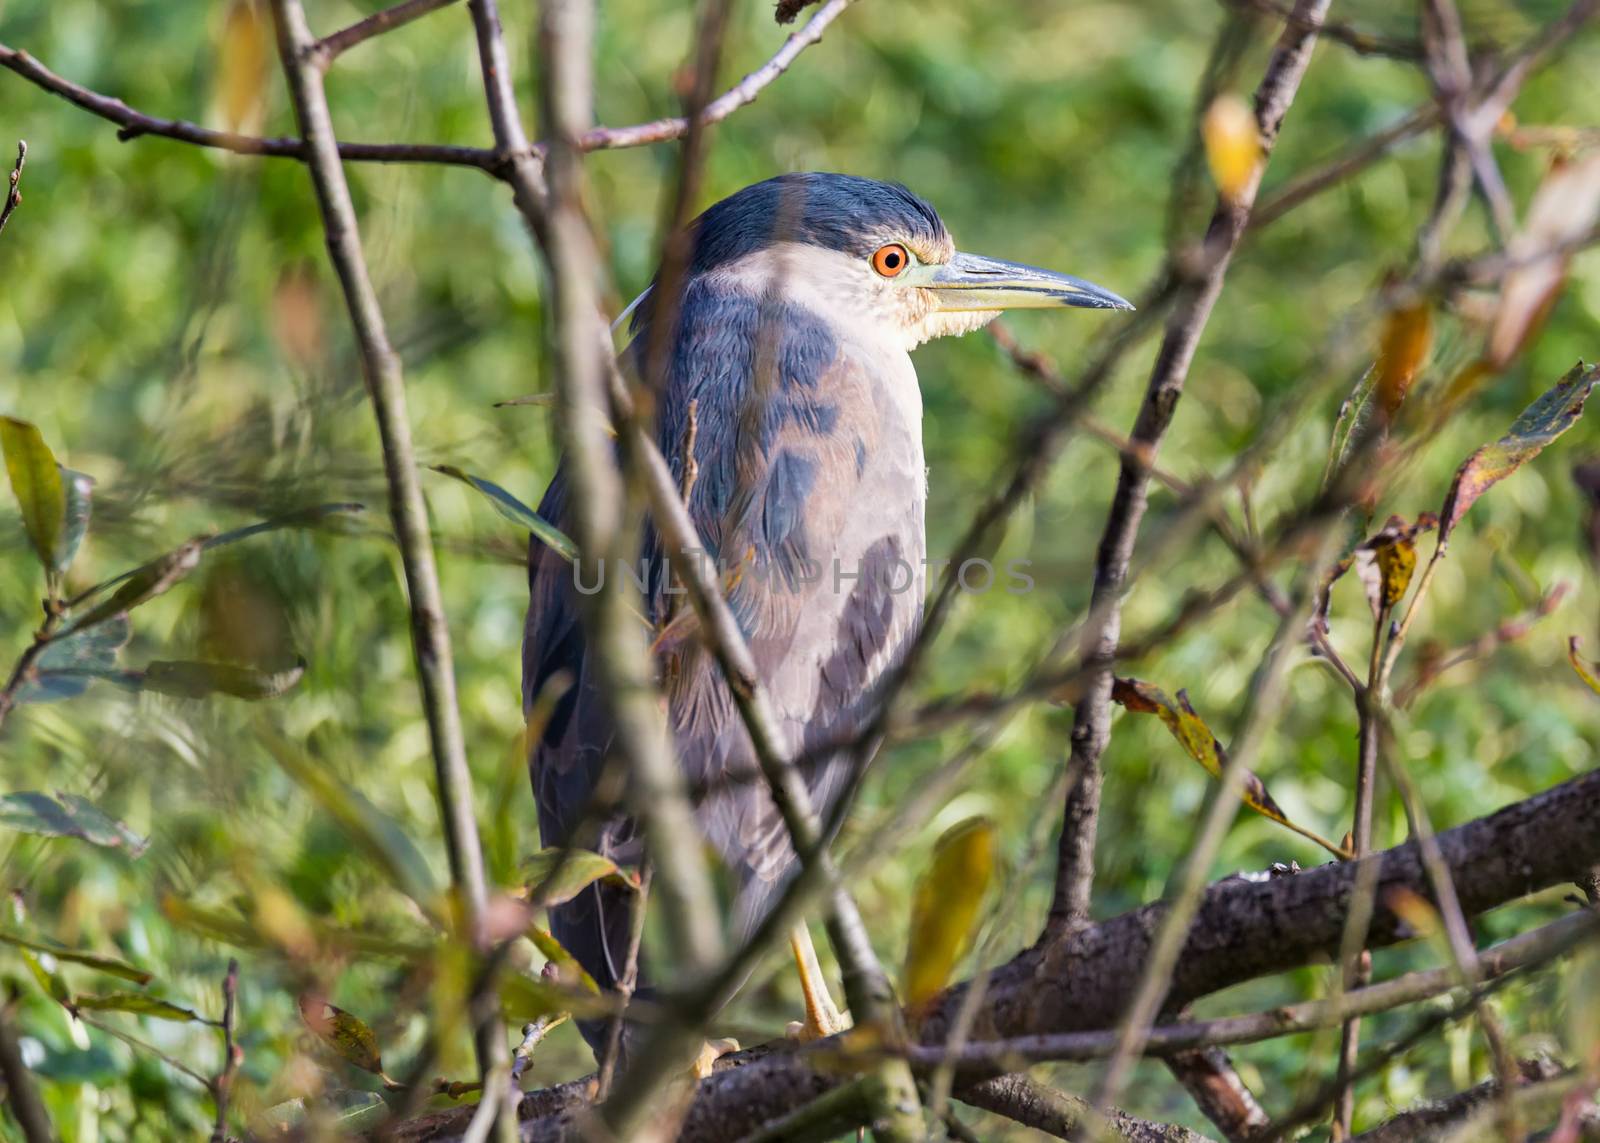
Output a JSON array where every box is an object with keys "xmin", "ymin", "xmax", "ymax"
[{"xmin": 1, "ymin": 0, "xmax": 1598, "ymax": 1137}]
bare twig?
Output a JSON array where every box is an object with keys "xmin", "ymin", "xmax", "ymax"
[
  {"xmin": 1221, "ymin": 0, "xmax": 1423, "ymax": 59},
  {"xmin": 594, "ymin": 863, "xmax": 651, "ymax": 1099},
  {"xmin": 266, "ymin": 0, "xmax": 507, "ymax": 1098},
  {"xmin": 0, "ymin": 140, "xmax": 25, "ymax": 240},
  {"xmin": 312, "ymin": 0, "xmax": 462, "ymax": 66},
  {"xmin": 210, "ymin": 959, "xmax": 241, "ymax": 1143},
  {"xmin": 1051, "ymin": 0, "xmax": 1333, "ymax": 935},
  {"xmin": 0, "ymin": 0, "xmax": 854, "ymax": 177}
]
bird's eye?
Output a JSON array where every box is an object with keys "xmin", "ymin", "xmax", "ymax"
[{"xmin": 871, "ymin": 243, "xmax": 910, "ymax": 278}]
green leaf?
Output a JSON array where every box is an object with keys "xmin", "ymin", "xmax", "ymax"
[
  {"xmin": 517, "ymin": 848, "xmax": 634, "ymax": 907},
  {"xmin": 0, "ymin": 930, "xmax": 153, "ymax": 985},
  {"xmin": 1570, "ymin": 637, "xmax": 1600, "ymax": 697},
  {"xmin": 0, "ymin": 417, "xmax": 67, "ymax": 584},
  {"xmin": 297, "ymin": 995, "xmax": 392, "ymax": 1081},
  {"xmin": 138, "ymin": 658, "xmax": 305, "ymax": 700},
  {"xmin": 0, "ymin": 791, "xmax": 148, "ymax": 855},
  {"xmin": 12, "ymin": 615, "xmax": 133, "ymax": 705},
  {"xmin": 21, "ymin": 946, "xmax": 75, "ymax": 1010},
  {"xmin": 54, "ymin": 467, "xmax": 93, "ymax": 580},
  {"xmin": 262, "ymin": 734, "xmax": 437, "ymax": 905},
  {"xmin": 431, "ymin": 465, "xmax": 577, "ymax": 561},
  {"xmin": 902, "ymin": 817, "xmax": 995, "ymax": 1015},
  {"xmin": 1323, "ymin": 366, "xmax": 1377, "ymax": 491},
  {"xmin": 527, "ymin": 927, "xmax": 600, "ymax": 996},
  {"xmin": 1439, "ymin": 361, "xmax": 1599, "ymax": 547},
  {"xmin": 65, "ymin": 540, "xmax": 202, "ymax": 635},
  {"xmin": 74, "ymin": 991, "xmax": 204, "ymax": 1023}
]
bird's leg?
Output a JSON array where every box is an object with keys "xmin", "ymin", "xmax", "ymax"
[{"xmin": 785, "ymin": 922, "xmax": 851, "ymax": 1042}]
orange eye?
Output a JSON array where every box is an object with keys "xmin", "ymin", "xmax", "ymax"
[{"xmin": 871, "ymin": 243, "xmax": 910, "ymax": 278}]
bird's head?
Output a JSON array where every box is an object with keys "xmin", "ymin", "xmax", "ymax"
[{"xmin": 653, "ymin": 172, "xmax": 1131, "ymax": 351}]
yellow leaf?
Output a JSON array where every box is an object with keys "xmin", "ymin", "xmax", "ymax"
[
  {"xmin": 1569, "ymin": 637, "xmax": 1600, "ymax": 697},
  {"xmin": 1350, "ymin": 514, "xmax": 1436, "ymax": 618},
  {"xmin": 217, "ymin": 0, "xmax": 269, "ymax": 134},
  {"xmin": 902, "ymin": 817, "xmax": 995, "ymax": 1016},
  {"xmin": 1202, "ymin": 95, "xmax": 1260, "ymax": 202},
  {"xmin": 1375, "ymin": 304, "xmax": 1432, "ymax": 419},
  {"xmin": 1112, "ymin": 678, "xmax": 1351, "ymax": 859},
  {"xmin": 0, "ymin": 417, "xmax": 67, "ymax": 586}
]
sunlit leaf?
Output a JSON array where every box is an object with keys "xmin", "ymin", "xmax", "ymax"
[
  {"xmin": 902, "ymin": 816, "xmax": 995, "ymax": 1015},
  {"xmin": 0, "ymin": 930, "xmax": 153, "ymax": 985},
  {"xmin": 21, "ymin": 947, "xmax": 75, "ymax": 1011},
  {"xmin": 217, "ymin": 0, "xmax": 269, "ymax": 133},
  {"xmin": 138, "ymin": 658, "xmax": 306, "ymax": 701},
  {"xmin": 74, "ymin": 991, "xmax": 205, "ymax": 1023},
  {"xmin": 527, "ymin": 927, "xmax": 600, "ymax": 995},
  {"xmin": 516, "ymin": 848, "xmax": 633, "ymax": 908},
  {"xmin": 1112, "ymin": 678, "xmax": 1351, "ymax": 859},
  {"xmin": 1488, "ymin": 152, "xmax": 1600, "ymax": 368},
  {"xmin": 65, "ymin": 540, "xmax": 202, "ymax": 635},
  {"xmin": 1351, "ymin": 514, "xmax": 1436, "ymax": 619},
  {"xmin": 1201, "ymin": 94, "xmax": 1259, "ymax": 202},
  {"xmin": 297, "ymin": 995, "xmax": 395, "ymax": 1085},
  {"xmin": 430, "ymin": 465, "xmax": 578, "ymax": 561},
  {"xmin": 1, "ymin": 416, "xmax": 67, "ymax": 583},
  {"xmin": 1375, "ymin": 304, "xmax": 1432, "ymax": 419},
  {"xmin": 1439, "ymin": 362, "xmax": 1599, "ymax": 547},
  {"xmin": 1569, "ymin": 637, "xmax": 1600, "ymax": 697}
]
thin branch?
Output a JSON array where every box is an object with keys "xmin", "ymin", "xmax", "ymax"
[
  {"xmin": 1251, "ymin": 106, "xmax": 1439, "ymax": 230},
  {"xmin": 266, "ymin": 0, "xmax": 507, "ymax": 1097},
  {"xmin": 1220, "ymin": 0, "xmax": 1424, "ymax": 59},
  {"xmin": 210, "ymin": 958, "xmax": 241, "ymax": 1143},
  {"xmin": 0, "ymin": 0, "xmax": 854, "ymax": 176},
  {"xmin": 1050, "ymin": 0, "xmax": 1333, "ymax": 934},
  {"xmin": 0, "ymin": 140, "xmax": 25, "ymax": 240},
  {"xmin": 312, "ymin": 0, "xmax": 463, "ymax": 66},
  {"xmin": 959, "ymin": 1073, "xmax": 1217, "ymax": 1142}
]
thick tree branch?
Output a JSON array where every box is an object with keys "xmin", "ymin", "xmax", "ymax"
[{"xmin": 395, "ymin": 767, "xmax": 1600, "ymax": 1141}]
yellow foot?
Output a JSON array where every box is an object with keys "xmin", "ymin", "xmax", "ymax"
[
  {"xmin": 786, "ymin": 923, "xmax": 852, "ymax": 1042},
  {"xmin": 689, "ymin": 1037, "xmax": 740, "ymax": 1080}
]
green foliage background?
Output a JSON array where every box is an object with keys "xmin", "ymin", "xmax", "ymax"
[{"xmin": 1, "ymin": 0, "xmax": 1598, "ymax": 1136}]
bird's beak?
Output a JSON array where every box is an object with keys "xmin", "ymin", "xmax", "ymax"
[{"xmin": 913, "ymin": 251, "xmax": 1133, "ymax": 313}]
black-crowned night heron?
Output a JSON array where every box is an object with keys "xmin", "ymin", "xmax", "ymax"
[{"xmin": 523, "ymin": 172, "xmax": 1128, "ymax": 1053}]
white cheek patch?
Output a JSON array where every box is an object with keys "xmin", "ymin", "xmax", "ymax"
[{"xmin": 909, "ymin": 308, "xmax": 1001, "ymax": 348}]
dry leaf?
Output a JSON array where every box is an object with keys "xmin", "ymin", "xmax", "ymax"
[
  {"xmin": 1375, "ymin": 304, "xmax": 1432, "ymax": 419},
  {"xmin": 218, "ymin": 0, "xmax": 269, "ymax": 133},
  {"xmin": 1202, "ymin": 95, "xmax": 1260, "ymax": 202},
  {"xmin": 1351, "ymin": 514, "xmax": 1437, "ymax": 619},
  {"xmin": 1112, "ymin": 678, "xmax": 1350, "ymax": 858},
  {"xmin": 1488, "ymin": 153, "xmax": 1600, "ymax": 368}
]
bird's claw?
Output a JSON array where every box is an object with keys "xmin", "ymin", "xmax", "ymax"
[{"xmin": 689, "ymin": 1037, "xmax": 740, "ymax": 1080}]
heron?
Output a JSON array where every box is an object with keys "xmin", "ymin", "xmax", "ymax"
[{"xmin": 523, "ymin": 172, "xmax": 1129, "ymax": 1054}]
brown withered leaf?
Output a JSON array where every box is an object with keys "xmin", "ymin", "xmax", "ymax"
[
  {"xmin": 218, "ymin": 0, "xmax": 269, "ymax": 133},
  {"xmin": 1439, "ymin": 362, "xmax": 1599, "ymax": 548},
  {"xmin": 1112, "ymin": 678, "xmax": 1351, "ymax": 859},
  {"xmin": 1488, "ymin": 152, "xmax": 1600, "ymax": 369},
  {"xmin": 1569, "ymin": 637, "xmax": 1600, "ymax": 697},
  {"xmin": 1375, "ymin": 304, "xmax": 1432, "ymax": 420}
]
